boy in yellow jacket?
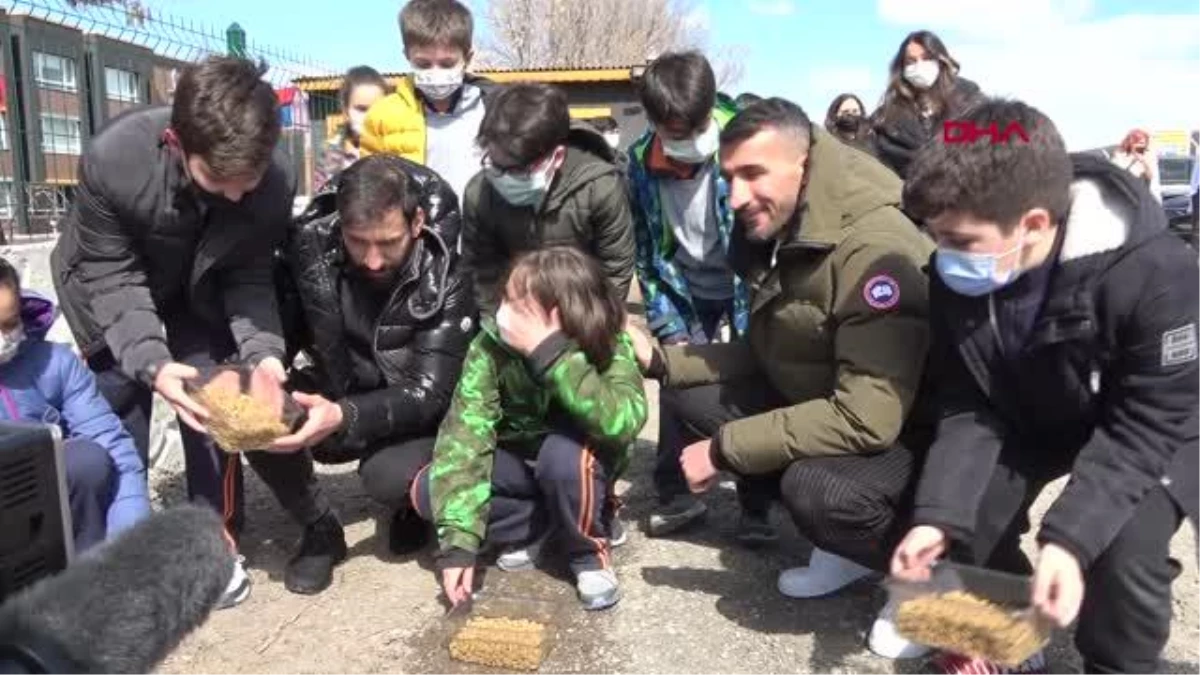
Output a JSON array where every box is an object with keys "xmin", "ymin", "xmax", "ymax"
[{"xmin": 360, "ymin": 0, "xmax": 492, "ymax": 210}]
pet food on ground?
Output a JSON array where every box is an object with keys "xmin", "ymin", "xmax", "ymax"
[{"xmin": 449, "ymin": 616, "xmax": 547, "ymax": 671}]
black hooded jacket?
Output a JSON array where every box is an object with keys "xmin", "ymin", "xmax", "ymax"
[
  {"xmin": 282, "ymin": 157, "xmax": 477, "ymax": 458},
  {"xmin": 914, "ymin": 154, "xmax": 1199, "ymax": 567}
]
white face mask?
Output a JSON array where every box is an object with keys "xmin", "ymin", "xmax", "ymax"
[
  {"xmin": 412, "ymin": 65, "xmax": 465, "ymax": 101},
  {"xmin": 347, "ymin": 109, "xmax": 367, "ymax": 137},
  {"xmin": 903, "ymin": 60, "xmax": 941, "ymax": 90},
  {"xmin": 603, "ymin": 132, "xmax": 621, "ymax": 149},
  {"xmin": 0, "ymin": 325, "xmax": 24, "ymax": 365},
  {"xmin": 661, "ymin": 120, "xmax": 720, "ymax": 164},
  {"xmin": 495, "ymin": 301, "xmax": 516, "ymax": 344}
]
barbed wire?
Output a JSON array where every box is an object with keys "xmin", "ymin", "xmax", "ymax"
[{"xmin": 2, "ymin": 0, "xmax": 339, "ymax": 85}]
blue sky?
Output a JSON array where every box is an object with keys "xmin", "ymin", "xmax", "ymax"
[{"xmin": 36, "ymin": 0, "xmax": 1200, "ymax": 150}]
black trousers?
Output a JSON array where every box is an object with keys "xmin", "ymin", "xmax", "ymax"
[
  {"xmin": 658, "ymin": 380, "xmax": 921, "ymax": 569},
  {"xmin": 967, "ymin": 445, "xmax": 1184, "ymax": 674},
  {"xmin": 87, "ymin": 319, "xmax": 330, "ymax": 543},
  {"xmin": 356, "ymin": 436, "xmax": 436, "ymax": 511},
  {"xmin": 414, "ymin": 434, "xmax": 615, "ymax": 573}
]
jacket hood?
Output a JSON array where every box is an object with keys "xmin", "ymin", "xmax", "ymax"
[
  {"xmin": 545, "ymin": 123, "xmax": 622, "ymax": 211},
  {"xmin": 785, "ymin": 127, "xmax": 904, "ymax": 247},
  {"xmin": 1059, "ymin": 152, "xmax": 1170, "ymax": 263},
  {"xmin": 19, "ymin": 290, "xmax": 57, "ymax": 341}
]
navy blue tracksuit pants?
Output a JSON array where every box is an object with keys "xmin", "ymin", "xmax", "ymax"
[{"xmin": 414, "ymin": 434, "xmax": 614, "ymax": 573}]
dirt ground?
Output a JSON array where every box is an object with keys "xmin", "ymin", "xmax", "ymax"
[{"xmin": 156, "ymin": 379, "xmax": 1200, "ymax": 674}]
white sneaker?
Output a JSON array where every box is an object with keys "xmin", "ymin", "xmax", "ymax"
[
  {"xmin": 868, "ymin": 599, "xmax": 933, "ymax": 659},
  {"xmin": 777, "ymin": 548, "xmax": 875, "ymax": 598},
  {"xmin": 496, "ymin": 530, "xmax": 551, "ymax": 572},
  {"xmin": 217, "ymin": 555, "xmax": 251, "ymax": 609},
  {"xmin": 576, "ymin": 569, "xmax": 620, "ymax": 610}
]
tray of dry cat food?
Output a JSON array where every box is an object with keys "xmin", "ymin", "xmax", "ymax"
[
  {"xmin": 885, "ymin": 561, "xmax": 1054, "ymax": 666},
  {"xmin": 185, "ymin": 365, "xmax": 305, "ymax": 453},
  {"xmin": 445, "ymin": 593, "xmax": 557, "ymax": 672}
]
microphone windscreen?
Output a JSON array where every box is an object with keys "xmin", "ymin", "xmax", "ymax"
[{"xmin": 0, "ymin": 505, "xmax": 234, "ymax": 673}]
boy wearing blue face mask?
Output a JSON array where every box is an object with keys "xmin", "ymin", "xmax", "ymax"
[
  {"xmin": 892, "ymin": 99, "xmax": 1198, "ymax": 674},
  {"xmin": 461, "ymin": 83, "xmax": 635, "ymax": 316},
  {"xmin": 0, "ymin": 258, "xmax": 150, "ymax": 553},
  {"xmin": 360, "ymin": 0, "xmax": 493, "ymax": 211}
]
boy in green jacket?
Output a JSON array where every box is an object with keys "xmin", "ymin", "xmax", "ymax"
[{"xmin": 412, "ymin": 247, "xmax": 648, "ymax": 610}]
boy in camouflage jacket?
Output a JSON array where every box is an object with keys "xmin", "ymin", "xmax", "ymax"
[{"xmin": 413, "ymin": 247, "xmax": 648, "ymax": 611}]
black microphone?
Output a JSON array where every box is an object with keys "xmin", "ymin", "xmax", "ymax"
[{"xmin": 0, "ymin": 505, "xmax": 234, "ymax": 673}]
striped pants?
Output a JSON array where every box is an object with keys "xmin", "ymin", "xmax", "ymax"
[
  {"xmin": 414, "ymin": 434, "xmax": 615, "ymax": 573},
  {"xmin": 660, "ymin": 381, "xmax": 925, "ymax": 570}
]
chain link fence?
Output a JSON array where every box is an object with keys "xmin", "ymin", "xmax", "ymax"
[{"xmin": 0, "ymin": 0, "xmax": 343, "ymax": 244}]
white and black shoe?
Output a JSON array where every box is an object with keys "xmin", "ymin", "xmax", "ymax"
[{"xmin": 217, "ymin": 555, "xmax": 251, "ymax": 610}]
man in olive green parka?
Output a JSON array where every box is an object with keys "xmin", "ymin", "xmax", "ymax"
[{"xmin": 634, "ymin": 100, "xmax": 935, "ymax": 656}]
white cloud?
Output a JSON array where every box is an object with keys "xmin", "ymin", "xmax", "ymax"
[
  {"xmin": 875, "ymin": 0, "xmax": 1200, "ymax": 150},
  {"xmin": 747, "ymin": 0, "xmax": 797, "ymax": 17}
]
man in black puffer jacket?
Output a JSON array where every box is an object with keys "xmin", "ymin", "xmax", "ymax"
[{"xmin": 272, "ymin": 154, "xmax": 476, "ymax": 590}]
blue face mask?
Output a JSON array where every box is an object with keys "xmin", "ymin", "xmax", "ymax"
[
  {"xmin": 486, "ymin": 152, "xmax": 558, "ymax": 207},
  {"xmin": 935, "ymin": 233, "xmax": 1026, "ymax": 297}
]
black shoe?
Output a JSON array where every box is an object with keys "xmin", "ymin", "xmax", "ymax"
[
  {"xmin": 388, "ymin": 507, "xmax": 431, "ymax": 556},
  {"xmin": 285, "ymin": 512, "xmax": 348, "ymax": 595}
]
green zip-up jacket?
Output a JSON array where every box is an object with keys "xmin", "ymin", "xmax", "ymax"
[{"xmin": 429, "ymin": 322, "xmax": 648, "ymax": 563}]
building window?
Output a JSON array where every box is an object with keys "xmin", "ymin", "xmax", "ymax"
[
  {"xmin": 0, "ymin": 181, "xmax": 14, "ymax": 220},
  {"xmin": 105, "ymin": 67, "xmax": 141, "ymax": 103},
  {"xmin": 0, "ymin": 115, "xmax": 8, "ymax": 151},
  {"xmin": 32, "ymin": 52, "xmax": 77, "ymax": 92},
  {"xmin": 40, "ymin": 114, "xmax": 82, "ymax": 155}
]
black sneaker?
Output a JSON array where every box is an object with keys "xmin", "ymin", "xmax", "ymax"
[
  {"xmin": 284, "ymin": 512, "xmax": 348, "ymax": 595},
  {"xmin": 735, "ymin": 509, "xmax": 779, "ymax": 547},
  {"xmin": 646, "ymin": 494, "xmax": 708, "ymax": 537},
  {"xmin": 388, "ymin": 507, "xmax": 431, "ymax": 556}
]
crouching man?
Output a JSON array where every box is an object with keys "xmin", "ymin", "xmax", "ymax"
[
  {"xmin": 630, "ymin": 98, "xmax": 938, "ymax": 656},
  {"xmin": 272, "ymin": 154, "xmax": 476, "ymax": 591}
]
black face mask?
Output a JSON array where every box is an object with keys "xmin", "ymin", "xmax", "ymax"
[{"xmin": 835, "ymin": 114, "xmax": 863, "ymax": 132}]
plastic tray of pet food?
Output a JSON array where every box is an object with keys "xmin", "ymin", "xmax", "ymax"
[
  {"xmin": 444, "ymin": 592, "xmax": 558, "ymax": 672},
  {"xmin": 884, "ymin": 561, "xmax": 1054, "ymax": 666},
  {"xmin": 185, "ymin": 365, "xmax": 306, "ymax": 453}
]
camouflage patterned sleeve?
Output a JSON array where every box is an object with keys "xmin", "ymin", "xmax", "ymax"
[
  {"xmin": 542, "ymin": 332, "xmax": 649, "ymax": 454},
  {"xmin": 429, "ymin": 335, "xmax": 504, "ymax": 556}
]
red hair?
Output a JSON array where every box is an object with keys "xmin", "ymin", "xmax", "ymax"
[{"xmin": 1120, "ymin": 129, "xmax": 1150, "ymax": 153}]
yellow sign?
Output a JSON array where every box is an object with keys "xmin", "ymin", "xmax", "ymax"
[{"xmin": 1153, "ymin": 130, "xmax": 1193, "ymax": 156}]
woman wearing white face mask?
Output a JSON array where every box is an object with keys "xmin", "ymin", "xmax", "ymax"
[
  {"xmin": 869, "ymin": 30, "xmax": 983, "ymax": 179},
  {"xmin": 313, "ymin": 66, "xmax": 390, "ymax": 191}
]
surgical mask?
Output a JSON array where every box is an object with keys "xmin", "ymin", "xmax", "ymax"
[
  {"xmin": 487, "ymin": 155, "xmax": 557, "ymax": 207},
  {"xmin": 903, "ymin": 60, "xmax": 941, "ymax": 90},
  {"xmin": 347, "ymin": 109, "xmax": 367, "ymax": 137},
  {"xmin": 661, "ymin": 120, "xmax": 720, "ymax": 164},
  {"xmin": 495, "ymin": 302, "xmax": 514, "ymax": 342},
  {"xmin": 412, "ymin": 66, "xmax": 464, "ymax": 101},
  {"xmin": 935, "ymin": 232, "xmax": 1027, "ymax": 297},
  {"xmin": 0, "ymin": 326, "xmax": 24, "ymax": 365},
  {"xmin": 603, "ymin": 132, "xmax": 621, "ymax": 149}
]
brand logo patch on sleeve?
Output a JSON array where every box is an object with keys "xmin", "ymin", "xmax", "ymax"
[
  {"xmin": 863, "ymin": 274, "xmax": 900, "ymax": 310},
  {"xmin": 1161, "ymin": 323, "xmax": 1197, "ymax": 367},
  {"xmin": 460, "ymin": 317, "xmax": 474, "ymax": 333}
]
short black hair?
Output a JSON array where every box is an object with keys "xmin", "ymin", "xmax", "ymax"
[
  {"xmin": 340, "ymin": 65, "xmax": 390, "ymax": 109},
  {"xmin": 735, "ymin": 92, "xmax": 762, "ymax": 108},
  {"xmin": 400, "ymin": 0, "xmax": 474, "ymax": 55},
  {"xmin": 336, "ymin": 155, "xmax": 421, "ymax": 229},
  {"xmin": 903, "ymin": 98, "xmax": 1073, "ymax": 229},
  {"xmin": 0, "ymin": 257, "xmax": 18, "ymax": 291},
  {"xmin": 477, "ymin": 83, "xmax": 570, "ymax": 168},
  {"xmin": 589, "ymin": 116, "xmax": 619, "ymax": 134},
  {"xmin": 721, "ymin": 97, "xmax": 812, "ymax": 151},
  {"xmin": 639, "ymin": 51, "xmax": 716, "ymax": 134},
  {"xmin": 171, "ymin": 56, "xmax": 280, "ymax": 180}
]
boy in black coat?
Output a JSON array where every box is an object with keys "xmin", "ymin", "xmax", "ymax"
[{"xmin": 891, "ymin": 99, "xmax": 1197, "ymax": 674}]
